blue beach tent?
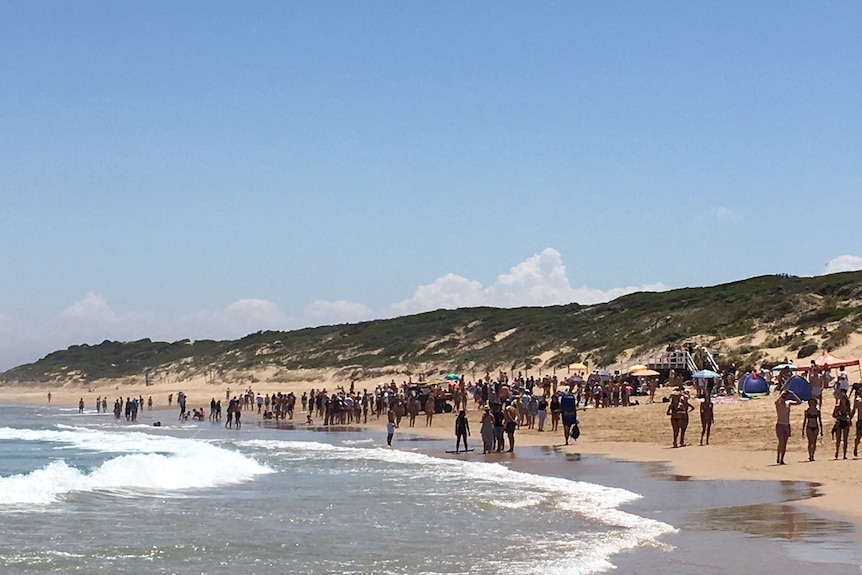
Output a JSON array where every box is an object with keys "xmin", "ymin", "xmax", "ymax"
[
  {"xmin": 785, "ymin": 375, "xmax": 812, "ymax": 402},
  {"xmin": 739, "ymin": 372, "xmax": 770, "ymax": 395}
]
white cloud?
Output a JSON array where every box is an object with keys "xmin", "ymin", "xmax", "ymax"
[
  {"xmin": 0, "ymin": 251, "xmax": 669, "ymax": 371},
  {"xmin": 714, "ymin": 206, "xmax": 734, "ymax": 220},
  {"xmin": 181, "ymin": 298, "xmax": 289, "ymax": 339},
  {"xmin": 303, "ymin": 300, "xmax": 373, "ymax": 325},
  {"xmin": 57, "ymin": 292, "xmax": 157, "ymax": 345},
  {"xmin": 824, "ymin": 255, "xmax": 862, "ymax": 275},
  {"xmin": 392, "ymin": 248, "xmax": 667, "ymax": 313},
  {"xmin": 391, "ymin": 274, "xmax": 486, "ymax": 314},
  {"xmin": 0, "ymin": 295, "xmax": 292, "ymax": 371},
  {"xmin": 60, "ymin": 292, "xmax": 114, "ymax": 320}
]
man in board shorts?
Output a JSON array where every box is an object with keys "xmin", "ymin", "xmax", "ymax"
[{"xmin": 775, "ymin": 389, "xmax": 801, "ymax": 465}]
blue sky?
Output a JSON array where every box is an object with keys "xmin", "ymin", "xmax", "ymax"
[{"xmin": 1, "ymin": 2, "xmax": 861, "ymax": 370}]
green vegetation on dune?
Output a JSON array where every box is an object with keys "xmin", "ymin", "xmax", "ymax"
[{"xmin": 4, "ymin": 271, "xmax": 862, "ymax": 384}]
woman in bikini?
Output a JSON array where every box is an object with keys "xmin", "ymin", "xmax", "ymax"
[
  {"xmin": 677, "ymin": 392, "xmax": 695, "ymax": 447},
  {"xmin": 833, "ymin": 390, "xmax": 852, "ymax": 460},
  {"xmin": 699, "ymin": 392, "xmax": 714, "ymax": 446},
  {"xmin": 802, "ymin": 398, "xmax": 822, "ymax": 461},
  {"xmin": 851, "ymin": 390, "xmax": 862, "ymax": 457},
  {"xmin": 667, "ymin": 387, "xmax": 694, "ymax": 447}
]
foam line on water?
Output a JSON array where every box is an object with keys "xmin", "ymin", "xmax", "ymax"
[
  {"xmin": 0, "ymin": 426, "xmax": 272, "ymax": 506},
  {"xmin": 239, "ymin": 439, "xmax": 676, "ymax": 574}
]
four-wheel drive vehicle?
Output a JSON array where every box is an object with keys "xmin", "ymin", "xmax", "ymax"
[{"xmin": 407, "ymin": 382, "xmax": 453, "ymax": 413}]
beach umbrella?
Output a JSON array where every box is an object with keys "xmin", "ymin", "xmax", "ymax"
[
  {"xmin": 631, "ymin": 369, "xmax": 660, "ymax": 377},
  {"xmin": 691, "ymin": 369, "xmax": 721, "ymax": 380},
  {"xmin": 444, "ymin": 373, "xmax": 460, "ymax": 381},
  {"xmin": 628, "ymin": 364, "xmax": 648, "ymax": 373},
  {"xmin": 569, "ymin": 362, "xmax": 587, "ymax": 372},
  {"xmin": 772, "ymin": 363, "xmax": 797, "ymax": 371},
  {"xmin": 567, "ymin": 375, "xmax": 584, "ymax": 384}
]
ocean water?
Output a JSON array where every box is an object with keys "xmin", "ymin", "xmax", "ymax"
[{"xmin": 0, "ymin": 404, "xmax": 675, "ymax": 575}]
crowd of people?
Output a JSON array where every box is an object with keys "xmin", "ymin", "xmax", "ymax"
[
  {"xmin": 58, "ymin": 352, "xmax": 862, "ymax": 469},
  {"xmin": 660, "ymin": 358, "xmax": 861, "ymax": 464},
  {"xmin": 773, "ymin": 363, "xmax": 860, "ymax": 464}
]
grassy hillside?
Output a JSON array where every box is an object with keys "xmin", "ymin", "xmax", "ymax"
[{"xmin": 3, "ymin": 272, "xmax": 862, "ymax": 384}]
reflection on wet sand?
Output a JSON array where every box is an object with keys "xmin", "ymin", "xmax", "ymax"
[
  {"xmin": 635, "ymin": 460, "xmax": 692, "ymax": 481},
  {"xmin": 690, "ymin": 502, "xmax": 854, "ymax": 541}
]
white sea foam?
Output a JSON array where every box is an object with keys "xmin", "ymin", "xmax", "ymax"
[
  {"xmin": 0, "ymin": 426, "xmax": 272, "ymax": 506},
  {"xmin": 340, "ymin": 438, "xmax": 375, "ymax": 445},
  {"xmin": 237, "ymin": 439, "xmax": 676, "ymax": 575}
]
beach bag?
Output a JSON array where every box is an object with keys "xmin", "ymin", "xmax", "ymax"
[{"xmin": 569, "ymin": 421, "xmax": 580, "ymax": 440}]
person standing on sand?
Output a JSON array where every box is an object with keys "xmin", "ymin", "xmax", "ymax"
[
  {"xmin": 504, "ymin": 401, "xmax": 518, "ymax": 453},
  {"xmin": 667, "ymin": 387, "xmax": 684, "ymax": 447},
  {"xmin": 536, "ymin": 396, "xmax": 548, "ymax": 432},
  {"xmin": 492, "ymin": 403, "xmax": 505, "ymax": 452},
  {"xmin": 802, "ymin": 398, "xmax": 822, "ymax": 461},
  {"xmin": 454, "ymin": 410, "xmax": 470, "ymax": 453},
  {"xmin": 677, "ymin": 392, "xmax": 694, "ymax": 447},
  {"xmin": 699, "ymin": 393, "xmax": 714, "ymax": 446},
  {"xmin": 407, "ymin": 396, "xmax": 418, "ymax": 427},
  {"xmin": 850, "ymin": 390, "xmax": 862, "ymax": 457},
  {"xmin": 480, "ymin": 408, "xmax": 494, "ymax": 454},
  {"xmin": 560, "ymin": 392, "xmax": 578, "ymax": 445},
  {"xmin": 549, "ymin": 393, "xmax": 560, "ymax": 432},
  {"xmin": 808, "ymin": 364, "xmax": 823, "ymax": 408},
  {"xmin": 832, "ymin": 389, "xmax": 851, "ymax": 460},
  {"xmin": 775, "ymin": 389, "xmax": 801, "ymax": 465},
  {"xmin": 424, "ymin": 393, "xmax": 436, "ymax": 427},
  {"xmin": 47, "ymin": 392, "xmax": 51, "ymax": 404}
]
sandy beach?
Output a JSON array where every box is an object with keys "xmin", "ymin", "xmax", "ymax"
[{"xmin": 5, "ymin": 367, "xmax": 862, "ymax": 524}]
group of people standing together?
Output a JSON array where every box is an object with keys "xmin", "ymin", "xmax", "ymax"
[
  {"xmin": 447, "ymin": 389, "xmax": 582, "ymax": 455},
  {"xmin": 775, "ymin": 366, "xmax": 861, "ymax": 464}
]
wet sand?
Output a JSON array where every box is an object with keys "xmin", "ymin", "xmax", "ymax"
[
  {"xmin": 8, "ymin": 384, "xmax": 862, "ymax": 523},
  {"xmin": 407, "ymin": 438, "xmax": 862, "ymax": 574},
  {"xmin": 5, "ymin": 397, "xmax": 862, "ymax": 573}
]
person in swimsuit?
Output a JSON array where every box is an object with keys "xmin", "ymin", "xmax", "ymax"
[
  {"xmin": 801, "ymin": 398, "xmax": 822, "ymax": 461},
  {"xmin": 850, "ymin": 390, "xmax": 862, "ymax": 457},
  {"xmin": 699, "ymin": 392, "xmax": 714, "ymax": 446},
  {"xmin": 677, "ymin": 392, "xmax": 695, "ymax": 447},
  {"xmin": 775, "ymin": 389, "xmax": 801, "ymax": 465},
  {"xmin": 504, "ymin": 401, "xmax": 518, "ymax": 453},
  {"xmin": 667, "ymin": 386, "xmax": 693, "ymax": 447},
  {"xmin": 808, "ymin": 364, "xmax": 823, "ymax": 408},
  {"xmin": 549, "ymin": 393, "xmax": 560, "ymax": 432},
  {"xmin": 492, "ymin": 403, "xmax": 505, "ymax": 452},
  {"xmin": 454, "ymin": 410, "xmax": 470, "ymax": 454},
  {"xmin": 833, "ymin": 390, "xmax": 852, "ymax": 460}
]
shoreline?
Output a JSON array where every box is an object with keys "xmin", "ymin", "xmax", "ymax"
[
  {"xmin": 5, "ymin": 383, "xmax": 862, "ymax": 523},
  {"xmin": 5, "ymin": 401, "xmax": 861, "ymax": 574}
]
